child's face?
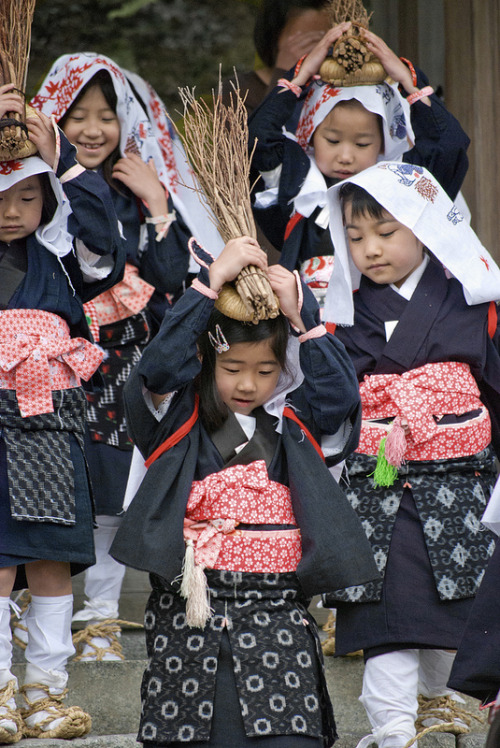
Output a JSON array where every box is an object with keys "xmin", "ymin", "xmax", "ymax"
[
  {"xmin": 0, "ymin": 175, "xmax": 44, "ymax": 243},
  {"xmin": 344, "ymin": 201, "xmax": 425, "ymax": 288},
  {"xmin": 215, "ymin": 339, "xmax": 281, "ymax": 416},
  {"xmin": 62, "ymin": 85, "xmax": 120, "ymax": 170},
  {"xmin": 312, "ymin": 102, "xmax": 383, "ymax": 181}
]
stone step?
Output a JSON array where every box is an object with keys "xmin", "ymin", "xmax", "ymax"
[{"xmin": 9, "ymin": 569, "xmax": 489, "ymax": 747}]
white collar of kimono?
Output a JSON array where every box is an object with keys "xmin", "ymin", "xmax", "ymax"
[
  {"xmin": 323, "ymin": 162, "xmax": 500, "ymax": 326},
  {"xmin": 263, "ymin": 335, "xmax": 303, "ymax": 433},
  {"xmin": 31, "ymin": 53, "xmax": 224, "ymax": 262},
  {"xmin": 288, "ymin": 81, "xmax": 413, "ymax": 221},
  {"xmin": 0, "ymin": 156, "xmax": 73, "ymax": 258}
]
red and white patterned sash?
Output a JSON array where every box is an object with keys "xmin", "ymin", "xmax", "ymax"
[
  {"xmin": 357, "ymin": 361, "xmax": 491, "ymax": 461},
  {"xmin": 83, "ymin": 263, "xmax": 155, "ymax": 335},
  {"xmin": 0, "ymin": 309, "xmax": 103, "ymax": 417},
  {"xmin": 184, "ymin": 460, "xmax": 301, "ymax": 573}
]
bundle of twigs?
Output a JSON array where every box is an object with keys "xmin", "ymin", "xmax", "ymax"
[
  {"xmin": 175, "ymin": 83, "xmax": 280, "ymax": 323},
  {"xmin": 326, "ymin": 0, "xmax": 371, "ymax": 27},
  {"xmin": 320, "ymin": 0, "xmax": 385, "ymax": 86},
  {"xmin": 0, "ymin": 0, "xmax": 37, "ymax": 158}
]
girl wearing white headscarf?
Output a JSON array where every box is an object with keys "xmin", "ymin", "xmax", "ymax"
[
  {"xmin": 0, "ymin": 84, "xmax": 124, "ymax": 742},
  {"xmin": 31, "ymin": 54, "xmax": 224, "ymax": 645},
  {"xmin": 322, "ymin": 162, "xmax": 500, "ymax": 748},
  {"xmin": 249, "ymin": 24, "xmax": 469, "ymax": 314}
]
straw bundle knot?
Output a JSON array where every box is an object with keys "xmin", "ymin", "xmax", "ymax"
[{"xmin": 319, "ymin": 0, "xmax": 386, "ymax": 86}]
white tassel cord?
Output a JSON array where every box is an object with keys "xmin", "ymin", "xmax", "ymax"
[{"xmin": 180, "ymin": 539, "xmax": 213, "ymax": 629}]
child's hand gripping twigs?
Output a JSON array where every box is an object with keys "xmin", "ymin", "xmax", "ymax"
[
  {"xmin": 292, "ymin": 22, "xmax": 351, "ymax": 88},
  {"xmin": 209, "ymin": 236, "xmax": 268, "ymax": 292},
  {"xmin": 0, "ymin": 83, "xmax": 29, "ymax": 152},
  {"xmin": 0, "ymin": 83, "xmax": 24, "ymax": 119},
  {"xmin": 267, "ymin": 264, "xmax": 306, "ymax": 333}
]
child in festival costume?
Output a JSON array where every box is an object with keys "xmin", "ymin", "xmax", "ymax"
[
  {"xmin": 31, "ymin": 54, "xmax": 223, "ymax": 653},
  {"xmin": 0, "ymin": 82, "xmax": 124, "ymax": 742},
  {"xmin": 321, "ymin": 161, "xmax": 500, "ymax": 748},
  {"xmin": 249, "ymin": 7, "xmax": 469, "ymax": 313},
  {"xmin": 109, "ymin": 232, "xmax": 378, "ymax": 746}
]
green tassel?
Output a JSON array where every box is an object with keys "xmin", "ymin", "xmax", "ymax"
[{"xmin": 372, "ymin": 435, "xmax": 398, "ymax": 488}]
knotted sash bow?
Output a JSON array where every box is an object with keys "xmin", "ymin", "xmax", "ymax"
[
  {"xmin": 0, "ymin": 310, "xmax": 103, "ymax": 417},
  {"xmin": 185, "ymin": 460, "xmax": 294, "ymax": 570},
  {"xmin": 357, "ymin": 361, "xmax": 490, "ymax": 459},
  {"xmin": 84, "ymin": 263, "xmax": 155, "ymax": 334}
]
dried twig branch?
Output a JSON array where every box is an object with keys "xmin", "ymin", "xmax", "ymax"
[
  {"xmin": 172, "ymin": 80, "xmax": 279, "ymax": 322},
  {"xmin": 0, "ymin": 0, "xmax": 37, "ymax": 156}
]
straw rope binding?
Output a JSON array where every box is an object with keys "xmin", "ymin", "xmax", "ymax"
[
  {"xmin": 0, "ymin": 0, "xmax": 38, "ymax": 160},
  {"xmin": 319, "ymin": 0, "xmax": 386, "ymax": 86}
]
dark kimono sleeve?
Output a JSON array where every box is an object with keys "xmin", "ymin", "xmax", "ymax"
[
  {"xmin": 248, "ymin": 78, "xmax": 311, "ymax": 250},
  {"xmin": 402, "ymin": 66, "xmax": 470, "ymax": 200},
  {"xmin": 138, "ymin": 193, "xmax": 191, "ymax": 297},
  {"xmin": 287, "ymin": 283, "xmax": 361, "ymax": 463},
  {"xmin": 135, "ymin": 267, "xmax": 215, "ymax": 396},
  {"xmin": 54, "ymin": 130, "xmax": 126, "ymax": 301}
]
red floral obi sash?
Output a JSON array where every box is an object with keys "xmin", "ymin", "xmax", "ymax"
[
  {"xmin": 184, "ymin": 460, "xmax": 301, "ymax": 573},
  {"xmin": 83, "ymin": 263, "xmax": 155, "ymax": 339},
  {"xmin": 357, "ymin": 361, "xmax": 491, "ymax": 462},
  {"xmin": 0, "ymin": 309, "xmax": 103, "ymax": 418}
]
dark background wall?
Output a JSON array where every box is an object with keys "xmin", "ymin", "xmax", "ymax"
[{"xmin": 27, "ymin": 0, "xmax": 258, "ymax": 114}]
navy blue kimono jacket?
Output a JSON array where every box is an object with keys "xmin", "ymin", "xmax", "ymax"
[
  {"xmin": 249, "ymin": 67, "xmax": 470, "ymax": 271},
  {"xmin": 326, "ymin": 258, "xmax": 500, "ymax": 606},
  {"xmin": 111, "ymin": 270, "xmax": 379, "ymax": 597},
  {"xmin": 6, "ymin": 132, "xmax": 125, "ymax": 342}
]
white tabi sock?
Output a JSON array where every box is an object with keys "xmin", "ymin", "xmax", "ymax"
[
  {"xmin": 357, "ymin": 649, "xmax": 420, "ymax": 748},
  {"xmin": 418, "ymin": 649, "xmax": 458, "ymax": 698},
  {"xmin": 23, "ymin": 594, "xmax": 75, "ymax": 732},
  {"xmin": 73, "ymin": 516, "xmax": 125, "ymax": 621},
  {"xmin": 0, "ymin": 598, "xmax": 18, "ymax": 736}
]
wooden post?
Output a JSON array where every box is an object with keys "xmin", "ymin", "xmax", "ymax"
[{"xmin": 444, "ymin": 0, "xmax": 500, "ymax": 261}]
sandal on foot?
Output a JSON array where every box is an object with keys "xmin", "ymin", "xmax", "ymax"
[
  {"xmin": 72, "ymin": 619, "xmax": 124, "ymax": 662},
  {"xmin": 0, "ymin": 681, "xmax": 23, "ymax": 744},
  {"xmin": 403, "ymin": 693, "xmax": 485, "ymax": 747},
  {"xmin": 20, "ymin": 683, "xmax": 91, "ymax": 739}
]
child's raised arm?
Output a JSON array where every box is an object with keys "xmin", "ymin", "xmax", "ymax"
[
  {"xmin": 361, "ymin": 29, "xmax": 431, "ymax": 105},
  {"xmin": 112, "ymin": 153, "xmax": 169, "ymax": 223}
]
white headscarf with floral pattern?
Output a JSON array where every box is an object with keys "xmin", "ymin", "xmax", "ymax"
[
  {"xmin": 31, "ymin": 52, "xmax": 224, "ymax": 260},
  {"xmin": 324, "ymin": 161, "xmax": 500, "ymax": 325}
]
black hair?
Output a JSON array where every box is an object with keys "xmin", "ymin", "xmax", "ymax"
[
  {"xmin": 197, "ymin": 308, "xmax": 290, "ymax": 432},
  {"xmin": 254, "ymin": 0, "xmax": 328, "ymax": 69},
  {"xmin": 39, "ymin": 172, "xmax": 58, "ymax": 225},
  {"xmin": 58, "ymin": 70, "xmax": 121, "ymax": 188},
  {"xmin": 320, "ymin": 98, "xmax": 385, "ymax": 151},
  {"xmin": 339, "ymin": 182, "xmax": 386, "ymax": 221}
]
